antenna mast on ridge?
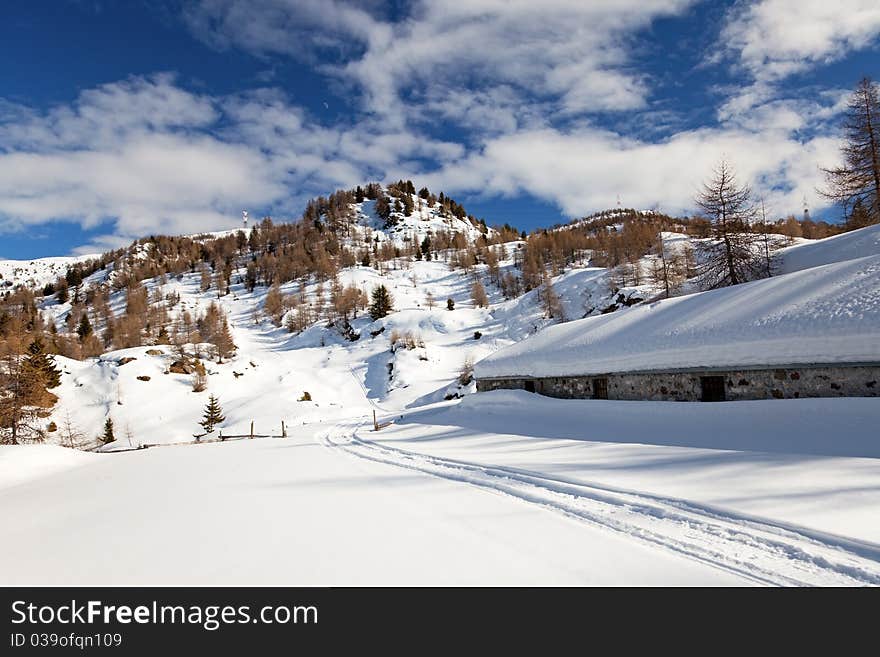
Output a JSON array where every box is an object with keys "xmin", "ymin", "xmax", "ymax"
[{"xmin": 242, "ymin": 210, "xmax": 249, "ymax": 229}]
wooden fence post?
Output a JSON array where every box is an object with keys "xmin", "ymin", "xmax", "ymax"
[
  {"xmin": 281, "ymin": 420, "xmax": 286, "ymax": 438},
  {"xmin": 250, "ymin": 420, "xmax": 254, "ymax": 439},
  {"xmin": 373, "ymin": 409, "xmax": 378, "ymax": 431}
]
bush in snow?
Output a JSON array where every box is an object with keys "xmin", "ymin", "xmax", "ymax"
[
  {"xmin": 264, "ymin": 283, "xmax": 285, "ymax": 326},
  {"xmin": 446, "ymin": 298, "xmax": 455, "ymax": 311},
  {"xmin": 298, "ymin": 391, "xmax": 312, "ymax": 402},
  {"xmin": 390, "ymin": 330, "xmax": 423, "ymax": 352},
  {"xmin": 458, "ymin": 357, "xmax": 474, "ymax": 386},
  {"xmin": 191, "ymin": 360, "xmax": 207, "ymax": 392}
]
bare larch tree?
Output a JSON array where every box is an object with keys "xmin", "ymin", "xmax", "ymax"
[
  {"xmin": 695, "ymin": 158, "xmax": 761, "ymax": 289},
  {"xmin": 821, "ymin": 77, "xmax": 880, "ymax": 227}
]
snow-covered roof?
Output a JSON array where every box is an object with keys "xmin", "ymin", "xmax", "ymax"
[{"xmin": 475, "ymin": 254, "xmax": 880, "ymax": 379}]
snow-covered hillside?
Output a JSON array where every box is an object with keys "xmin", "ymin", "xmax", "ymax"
[
  {"xmin": 347, "ymin": 195, "xmax": 492, "ymax": 248},
  {"xmin": 17, "ymin": 213, "xmax": 880, "ymax": 447},
  {"xmin": 0, "ymin": 253, "xmax": 99, "ymax": 290},
  {"xmin": 35, "ymin": 255, "xmax": 503, "ymax": 449}
]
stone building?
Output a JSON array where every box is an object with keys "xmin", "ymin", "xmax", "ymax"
[
  {"xmin": 476, "ymin": 362, "xmax": 880, "ymax": 402},
  {"xmin": 475, "ymin": 254, "xmax": 880, "ymax": 402}
]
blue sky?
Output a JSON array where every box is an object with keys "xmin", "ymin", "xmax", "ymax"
[{"xmin": 1, "ymin": 0, "xmax": 879, "ymax": 258}]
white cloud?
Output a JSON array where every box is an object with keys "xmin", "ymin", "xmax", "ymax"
[
  {"xmin": 713, "ymin": 1, "xmax": 880, "ymax": 118},
  {"xmin": 0, "ymin": 76, "xmax": 467, "ymax": 249},
  {"xmin": 0, "ymin": 77, "xmax": 289, "ymax": 244},
  {"xmin": 414, "ymin": 102, "xmax": 842, "ymax": 221},
  {"xmin": 2, "ymin": 2, "xmax": 868, "ymax": 252},
  {"xmin": 184, "ymin": 0, "xmax": 697, "ymax": 125},
  {"xmin": 0, "ymin": 74, "xmax": 217, "ymax": 151},
  {"xmin": 723, "ymin": 0, "xmax": 880, "ymax": 82},
  {"xmin": 0, "ymin": 72, "xmax": 849, "ymax": 249}
]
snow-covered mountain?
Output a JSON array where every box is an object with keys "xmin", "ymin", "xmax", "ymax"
[
  {"xmin": 2, "ymin": 190, "xmax": 879, "ymax": 586},
  {"xmin": 22, "ymin": 219, "xmax": 878, "ymax": 451}
]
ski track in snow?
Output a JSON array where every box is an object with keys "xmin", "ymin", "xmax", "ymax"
[{"xmin": 320, "ymin": 417, "xmax": 880, "ymax": 587}]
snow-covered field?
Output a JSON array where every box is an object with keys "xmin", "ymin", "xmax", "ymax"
[
  {"xmin": 335, "ymin": 391, "xmax": 880, "ymax": 586},
  {"xmin": 0, "ymin": 428, "xmax": 746, "ymax": 586},
  {"xmin": 1, "ymin": 221, "xmax": 878, "ymax": 586}
]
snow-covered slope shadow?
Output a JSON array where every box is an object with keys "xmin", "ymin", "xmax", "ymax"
[{"xmin": 393, "ymin": 391, "xmax": 880, "ymax": 459}]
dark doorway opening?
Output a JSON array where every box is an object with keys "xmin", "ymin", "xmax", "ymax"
[
  {"xmin": 524, "ymin": 380, "xmax": 536, "ymax": 393},
  {"xmin": 592, "ymin": 377, "xmax": 608, "ymax": 400},
  {"xmin": 700, "ymin": 376, "xmax": 726, "ymax": 402}
]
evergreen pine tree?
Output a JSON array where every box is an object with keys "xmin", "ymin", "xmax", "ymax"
[
  {"xmin": 101, "ymin": 417, "xmax": 115, "ymax": 444},
  {"xmin": 200, "ymin": 395, "xmax": 225, "ymax": 433},
  {"xmin": 77, "ymin": 313, "xmax": 93, "ymax": 341},
  {"xmin": 26, "ymin": 338, "xmax": 61, "ymax": 388},
  {"xmin": 369, "ymin": 285, "xmax": 394, "ymax": 320}
]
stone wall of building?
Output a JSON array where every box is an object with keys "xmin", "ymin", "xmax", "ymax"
[{"xmin": 476, "ymin": 364, "xmax": 880, "ymax": 401}]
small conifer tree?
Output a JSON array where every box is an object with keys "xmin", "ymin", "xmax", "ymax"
[
  {"xmin": 200, "ymin": 394, "xmax": 225, "ymax": 433},
  {"xmin": 101, "ymin": 417, "xmax": 115, "ymax": 444},
  {"xmin": 77, "ymin": 314, "xmax": 93, "ymax": 341},
  {"xmin": 26, "ymin": 338, "xmax": 62, "ymax": 388},
  {"xmin": 369, "ymin": 285, "xmax": 394, "ymax": 320}
]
